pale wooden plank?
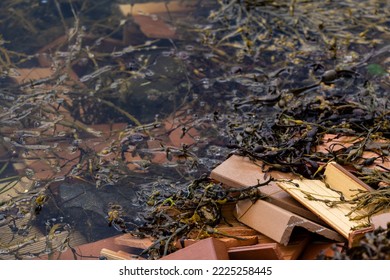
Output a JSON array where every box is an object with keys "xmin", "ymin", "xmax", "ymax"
[
  {"xmin": 277, "ymin": 179, "xmax": 370, "ymax": 238},
  {"xmin": 324, "ymin": 162, "xmax": 373, "ymax": 200}
]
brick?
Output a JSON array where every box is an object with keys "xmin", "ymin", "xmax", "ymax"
[
  {"xmin": 164, "ymin": 115, "xmax": 199, "ymax": 147},
  {"xmin": 161, "ymin": 237, "xmax": 229, "ymax": 260},
  {"xmin": 182, "ymin": 236, "xmax": 258, "ymax": 249},
  {"xmin": 118, "ymin": 1, "xmax": 195, "ymax": 16},
  {"xmin": 132, "ymin": 15, "xmax": 177, "ymax": 39},
  {"xmin": 316, "ymin": 134, "xmax": 390, "ymax": 170},
  {"xmin": 274, "ymin": 234, "xmax": 311, "ymax": 260},
  {"xmin": 228, "ymin": 243, "xmax": 283, "ymax": 260},
  {"xmin": 210, "ymin": 155, "xmax": 324, "ymax": 223},
  {"xmin": 10, "ymin": 68, "xmax": 55, "ymax": 84},
  {"xmin": 211, "ymin": 224, "xmax": 260, "ymax": 237},
  {"xmin": 235, "ymin": 199, "xmax": 345, "ymax": 246},
  {"xmin": 370, "ymin": 212, "xmax": 390, "ymax": 230},
  {"xmin": 100, "ymin": 248, "xmax": 144, "ymax": 260},
  {"xmin": 114, "ymin": 234, "xmax": 154, "ymax": 249}
]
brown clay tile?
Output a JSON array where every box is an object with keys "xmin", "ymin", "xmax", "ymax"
[
  {"xmin": 89, "ymin": 123, "xmax": 128, "ymax": 138},
  {"xmin": 9, "ymin": 66, "xmax": 79, "ymax": 88},
  {"xmin": 182, "ymin": 236, "xmax": 258, "ymax": 249},
  {"xmin": 187, "ymin": 203, "xmax": 262, "ymax": 238},
  {"xmin": 37, "ymin": 35, "xmax": 68, "ymax": 67},
  {"xmin": 235, "ymin": 199, "xmax": 345, "ymax": 246},
  {"xmin": 216, "ymin": 201, "xmax": 309, "ymax": 258},
  {"xmin": 228, "ymin": 243, "xmax": 283, "ymax": 260},
  {"xmin": 38, "ymin": 34, "xmax": 123, "ymax": 67},
  {"xmin": 164, "ymin": 115, "xmax": 199, "ymax": 147},
  {"xmin": 276, "ymin": 234, "xmax": 311, "ymax": 260},
  {"xmin": 36, "ymin": 34, "xmax": 122, "ymax": 89},
  {"xmin": 370, "ymin": 212, "xmax": 390, "ymax": 229},
  {"xmin": 210, "ymin": 155, "xmax": 297, "ymax": 185},
  {"xmin": 210, "ymin": 155, "xmax": 324, "ymax": 223},
  {"xmin": 114, "ymin": 234, "xmax": 154, "ymax": 249},
  {"xmin": 132, "ymin": 15, "xmax": 177, "ymax": 39},
  {"xmin": 220, "ymin": 203, "xmax": 238, "ymax": 221},
  {"xmin": 100, "ymin": 248, "xmax": 144, "ymax": 260},
  {"xmin": 316, "ymin": 134, "xmax": 390, "ymax": 170},
  {"xmin": 117, "ymin": 250, "xmax": 145, "ymax": 260},
  {"xmin": 316, "ymin": 134, "xmax": 356, "ymax": 153},
  {"xmin": 119, "ymin": 1, "xmax": 197, "ymax": 41},
  {"xmin": 146, "ymin": 139, "xmax": 169, "ymax": 164},
  {"xmin": 260, "ymin": 184, "xmax": 325, "ymax": 224},
  {"xmin": 118, "ymin": 1, "xmax": 195, "ymax": 16},
  {"xmin": 10, "ymin": 68, "xmax": 55, "ymax": 84},
  {"xmin": 212, "ymin": 224, "xmax": 260, "ymax": 237},
  {"xmin": 12, "ymin": 112, "xmax": 198, "ymax": 179},
  {"xmin": 256, "ymin": 232, "xmax": 311, "ymax": 259},
  {"xmin": 161, "ymin": 237, "xmax": 229, "ymax": 260},
  {"xmin": 216, "ymin": 236, "xmax": 259, "ymax": 248}
]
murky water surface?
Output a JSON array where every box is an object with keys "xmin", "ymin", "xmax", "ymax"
[{"xmin": 0, "ymin": 0, "xmax": 389, "ymax": 259}]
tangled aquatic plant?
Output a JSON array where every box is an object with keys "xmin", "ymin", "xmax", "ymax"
[{"xmin": 131, "ymin": 175, "xmax": 272, "ymax": 259}]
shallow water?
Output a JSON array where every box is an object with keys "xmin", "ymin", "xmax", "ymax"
[{"xmin": 0, "ymin": 0, "xmax": 389, "ymax": 259}]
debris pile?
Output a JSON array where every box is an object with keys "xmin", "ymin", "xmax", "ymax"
[
  {"xmin": 100, "ymin": 156, "xmax": 389, "ymax": 260},
  {"xmin": 0, "ymin": 0, "xmax": 389, "ymax": 260}
]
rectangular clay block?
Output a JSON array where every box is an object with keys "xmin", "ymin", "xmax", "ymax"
[
  {"xmin": 10, "ymin": 68, "xmax": 55, "ymax": 84},
  {"xmin": 228, "ymin": 243, "xmax": 283, "ymax": 260},
  {"xmin": 210, "ymin": 155, "xmax": 325, "ymax": 224},
  {"xmin": 115, "ymin": 234, "xmax": 154, "ymax": 249},
  {"xmin": 316, "ymin": 134, "xmax": 390, "ymax": 170},
  {"xmin": 370, "ymin": 212, "xmax": 390, "ymax": 230},
  {"xmin": 198, "ymin": 201, "xmax": 306, "ymax": 257},
  {"xmin": 161, "ymin": 237, "xmax": 229, "ymax": 260},
  {"xmin": 118, "ymin": 1, "xmax": 194, "ymax": 16},
  {"xmin": 183, "ymin": 236, "xmax": 259, "ymax": 249},
  {"xmin": 100, "ymin": 248, "xmax": 144, "ymax": 260},
  {"xmin": 235, "ymin": 199, "xmax": 345, "ymax": 246}
]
